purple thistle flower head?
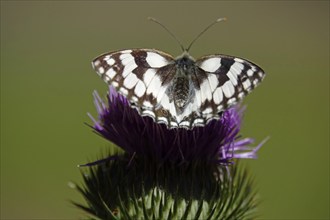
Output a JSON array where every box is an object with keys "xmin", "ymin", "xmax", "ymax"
[{"xmin": 88, "ymin": 86, "xmax": 265, "ymax": 166}]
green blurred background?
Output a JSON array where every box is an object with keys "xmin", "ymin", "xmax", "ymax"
[{"xmin": 1, "ymin": 1, "xmax": 329, "ymax": 219}]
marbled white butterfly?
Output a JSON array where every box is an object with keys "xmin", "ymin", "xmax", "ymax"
[{"xmin": 92, "ymin": 18, "xmax": 265, "ymax": 129}]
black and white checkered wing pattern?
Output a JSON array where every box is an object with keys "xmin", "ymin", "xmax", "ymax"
[
  {"xmin": 195, "ymin": 55, "xmax": 265, "ymax": 117},
  {"xmin": 92, "ymin": 49, "xmax": 265, "ymax": 129},
  {"xmin": 92, "ymin": 49, "xmax": 176, "ymax": 123}
]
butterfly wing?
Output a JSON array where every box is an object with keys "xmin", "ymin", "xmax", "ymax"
[
  {"xmin": 92, "ymin": 49, "xmax": 178, "ymax": 126},
  {"xmin": 194, "ymin": 54, "xmax": 265, "ymax": 120}
]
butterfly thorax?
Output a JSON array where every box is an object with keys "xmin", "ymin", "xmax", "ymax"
[{"xmin": 172, "ymin": 53, "xmax": 196, "ymax": 112}]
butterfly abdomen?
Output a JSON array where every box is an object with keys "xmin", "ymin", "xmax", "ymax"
[
  {"xmin": 172, "ymin": 56, "xmax": 197, "ymax": 112},
  {"xmin": 173, "ymin": 76, "xmax": 190, "ymax": 111}
]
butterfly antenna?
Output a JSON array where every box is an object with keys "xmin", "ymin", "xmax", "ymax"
[
  {"xmin": 186, "ymin": 17, "xmax": 227, "ymax": 52},
  {"xmin": 148, "ymin": 17, "xmax": 185, "ymax": 52}
]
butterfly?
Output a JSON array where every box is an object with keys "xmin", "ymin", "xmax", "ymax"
[{"xmin": 91, "ymin": 18, "xmax": 265, "ymax": 129}]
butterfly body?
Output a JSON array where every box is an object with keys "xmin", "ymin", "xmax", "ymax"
[
  {"xmin": 171, "ymin": 54, "xmax": 196, "ymax": 112},
  {"xmin": 92, "ymin": 49, "xmax": 265, "ymax": 129}
]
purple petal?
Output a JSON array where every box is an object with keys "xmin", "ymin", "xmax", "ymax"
[{"xmin": 88, "ymin": 86, "xmax": 266, "ymax": 165}]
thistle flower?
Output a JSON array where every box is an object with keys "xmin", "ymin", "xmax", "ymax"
[
  {"xmin": 74, "ymin": 86, "xmax": 267, "ymax": 219},
  {"xmin": 87, "ymin": 86, "xmax": 264, "ymax": 166}
]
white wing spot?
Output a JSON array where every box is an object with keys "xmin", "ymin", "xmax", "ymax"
[
  {"xmin": 147, "ymin": 75, "xmax": 162, "ymax": 96},
  {"xmin": 131, "ymin": 96, "xmax": 138, "ymax": 102},
  {"xmin": 146, "ymin": 52, "xmax": 169, "ymax": 68},
  {"xmin": 234, "ymin": 58, "xmax": 244, "ymax": 63},
  {"xmin": 159, "ymin": 94, "xmax": 169, "ymax": 109},
  {"xmin": 227, "ymin": 97, "xmax": 236, "ymax": 105},
  {"xmin": 122, "ymin": 62, "xmax": 137, "ymax": 78},
  {"xmin": 233, "ymin": 62, "xmax": 244, "ymax": 72},
  {"xmin": 120, "ymin": 53, "xmax": 135, "ymax": 66},
  {"xmin": 222, "ymin": 81, "xmax": 235, "ymax": 98},
  {"xmin": 213, "ymin": 87, "xmax": 223, "ymax": 105},
  {"xmin": 143, "ymin": 69, "xmax": 156, "ymax": 86},
  {"xmin": 200, "ymin": 80, "xmax": 212, "ymax": 102},
  {"xmin": 156, "ymin": 86, "xmax": 167, "ymax": 103},
  {"xmin": 216, "ymin": 104, "xmax": 224, "ymax": 112},
  {"xmin": 179, "ymin": 121, "xmax": 190, "ymax": 128},
  {"xmin": 121, "ymin": 49, "xmax": 132, "ymax": 54},
  {"xmin": 142, "ymin": 109, "xmax": 155, "ymax": 118},
  {"xmin": 247, "ymin": 69, "xmax": 254, "ymax": 77},
  {"xmin": 98, "ymin": 67, "xmax": 105, "ymax": 74},
  {"xmin": 160, "ymin": 94, "xmax": 180, "ymax": 118},
  {"xmin": 158, "ymin": 117, "xmax": 168, "ymax": 124},
  {"xmin": 238, "ymin": 92, "xmax": 245, "ymax": 99},
  {"xmin": 119, "ymin": 87, "xmax": 128, "ymax": 96},
  {"xmin": 168, "ymin": 102, "xmax": 177, "ymax": 119},
  {"xmin": 231, "ymin": 62, "xmax": 244, "ymax": 83},
  {"xmin": 93, "ymin": 60, "xmax": 100, "ymax": 67},
  {"xmin": 227, "ymin": 71, "xmax": 238, "ymax": 86},
  {"xmin": 242, "ymin": 80, "xmax": 251, "ymax": 90},
  {"xmin": 228, "ymin": 62, "xmax": 243, "ymax": 85},
  {"xmin": 207, "ymin": 74, "xmax": 218, "ymax": 92},
  {"xmin": 106, "ymin": 68, "xmax": 117, "ymax": 79},
  {"xmin": 193, "ymin": 118, "xmax": 204, "ymax": 126},
  {"xmin": 170, "ymin": 121, "xmax": 179, "ymax": 128},
  {"xmin": 253, "ymin": 79, "xmax": 259, "ymax": 86},
  {"xmin": 104, "ymin": 75, "xmax": 110, "ymax": 82},
  {"xmin": 199, "ymin": 57, "xmax": 221, "ymax": 72},
  {"xmin": 123, "ymin": 73, "xmax": 139, "ymax": 89},
  {"xmin": 143, "ymin": 101, "xmax": 153, "ymax": 108},
  {"xmin": 134, "ymin": 81, "xmax": 146, "ymax": 98},
  {"xmin": 193, "ymin": 89, "xmax": 202, "ymax": 107},
  {"xmin": 106, "ymin": 58, "xmax": 115, "ymax": 66},
  {"xmin": 202, "ymin": 107, "xmax": 213, "ymax": 115},
  {"xmin": 120, "ymin": 53, "xmax": 132, "ymax": 61}
]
